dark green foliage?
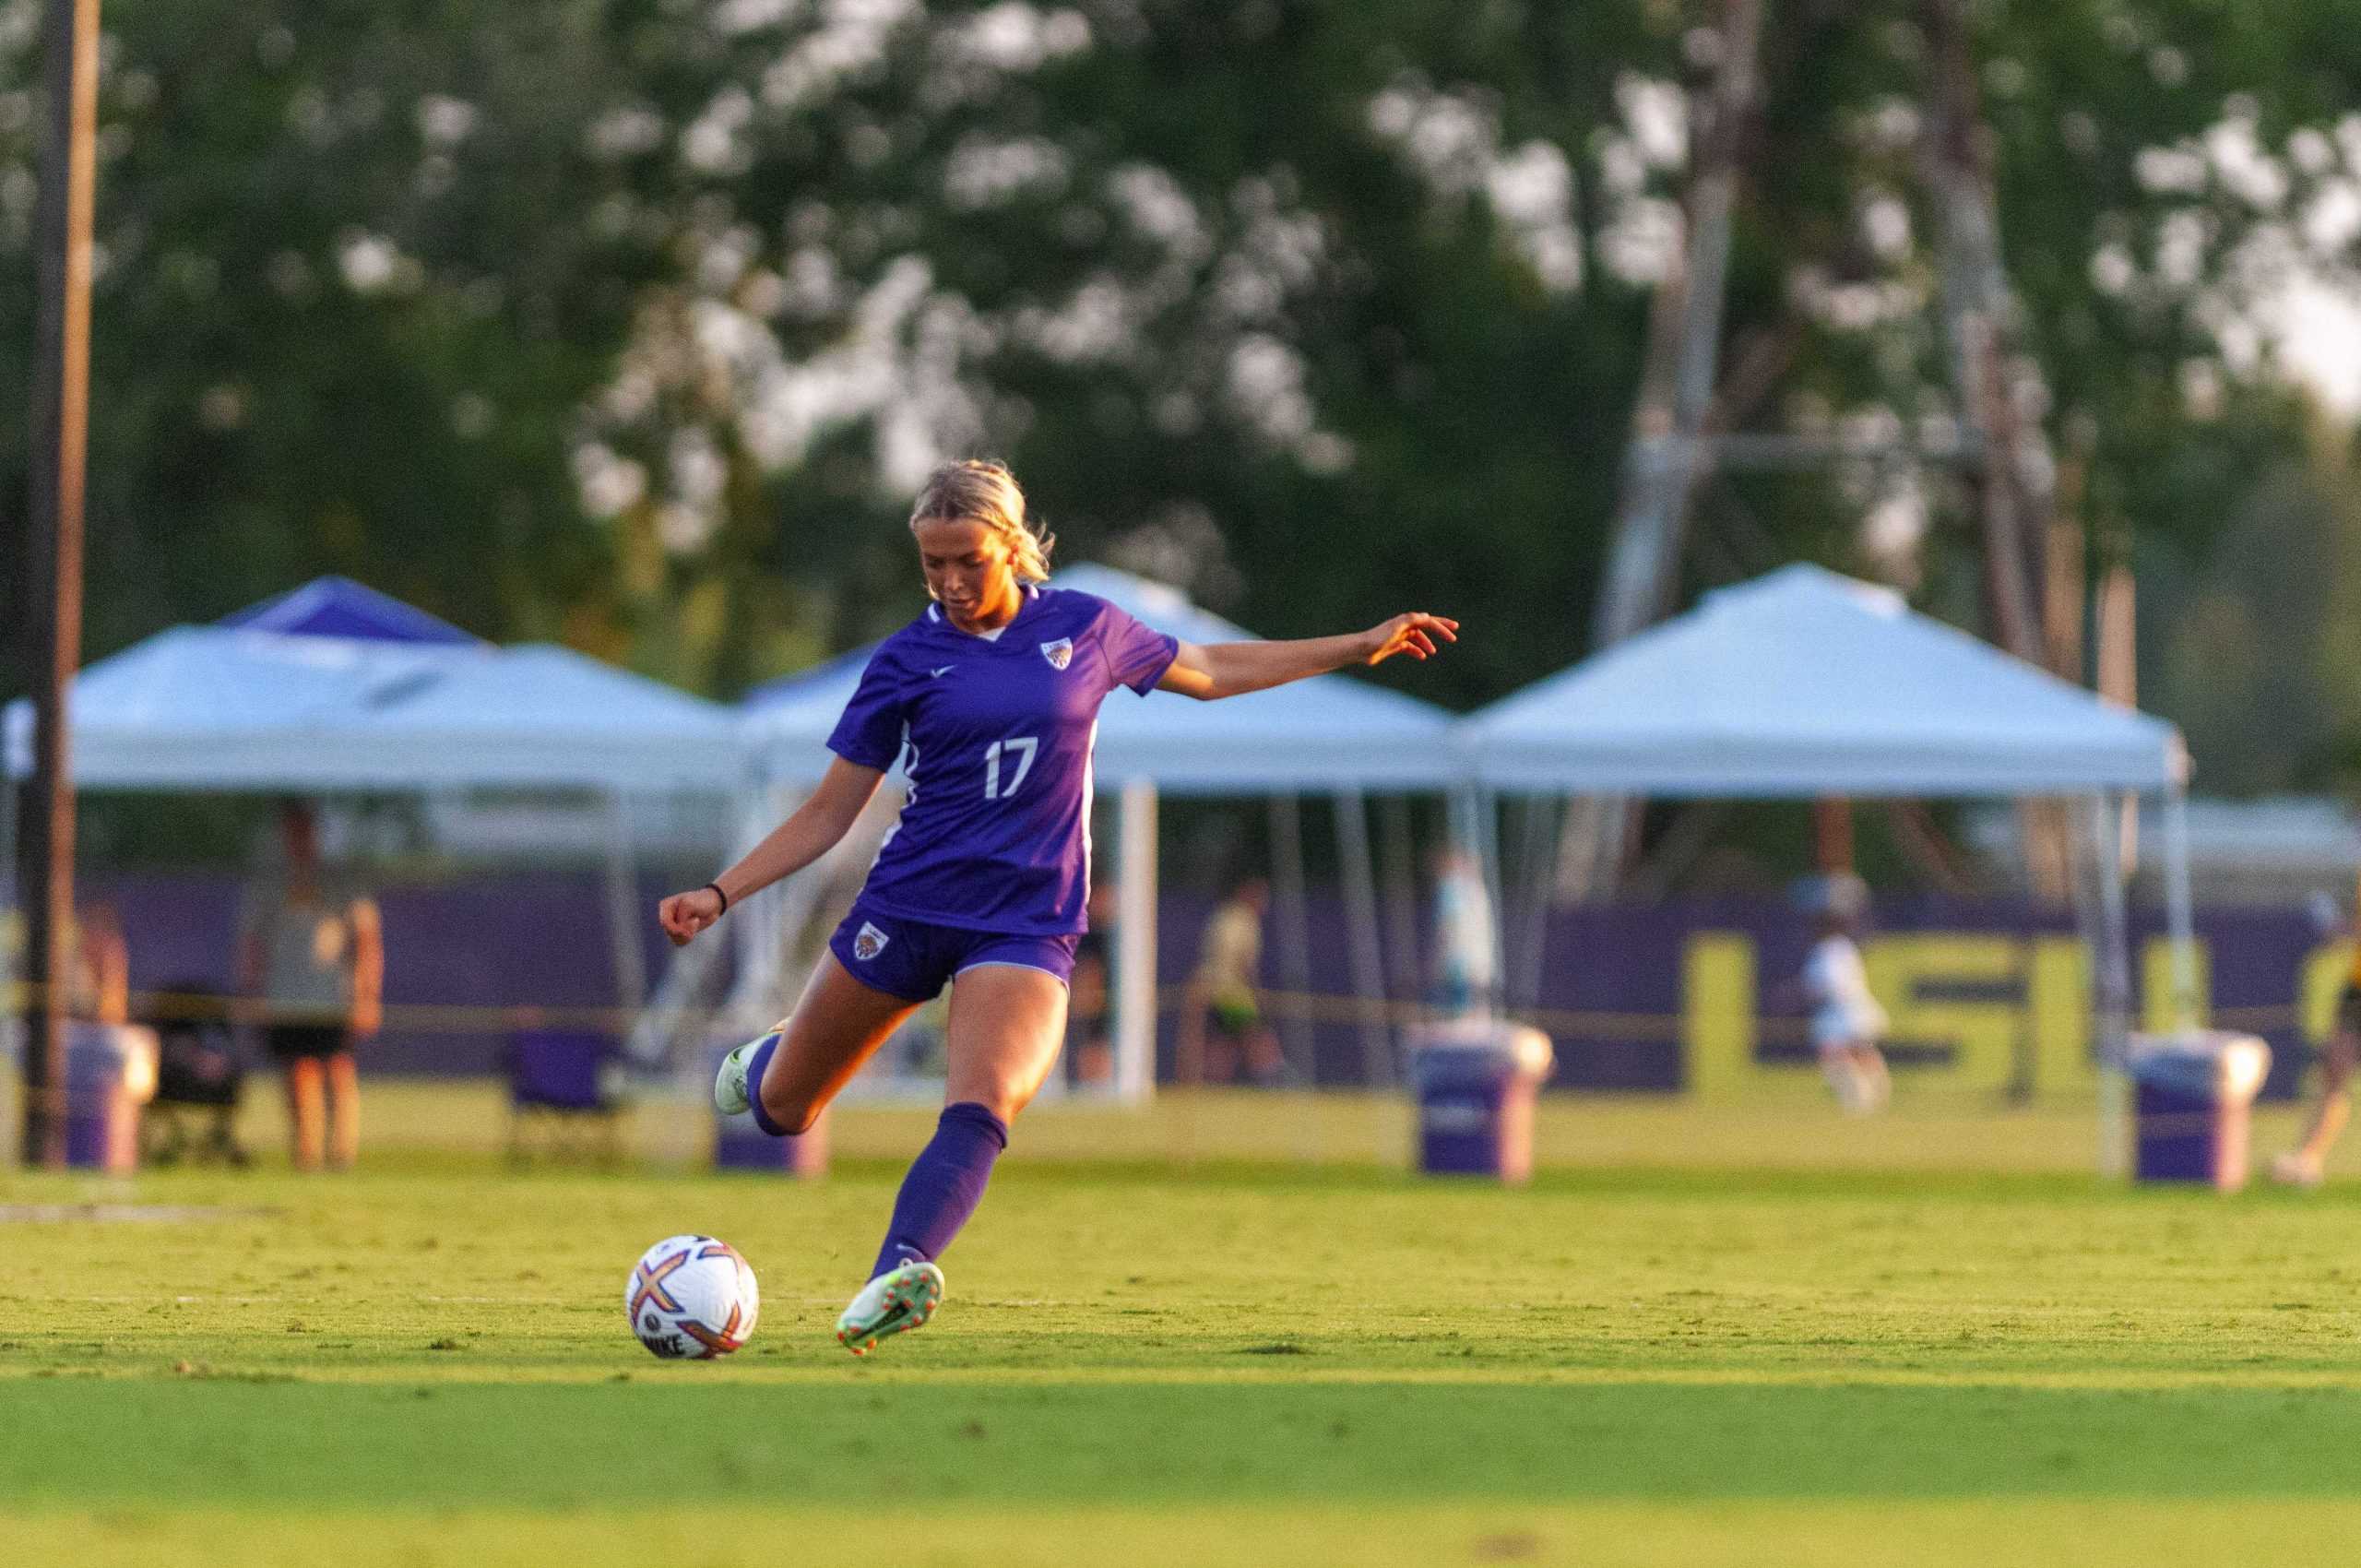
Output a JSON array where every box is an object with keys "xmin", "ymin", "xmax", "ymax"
[{"xmin": 1, "ymin": 0, "xmax": 2356, "ymax": 774}]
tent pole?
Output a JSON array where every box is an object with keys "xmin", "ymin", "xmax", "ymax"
[
  {"xmin": 1445, "ymin": 787, "xmax": 1476, "ymax": 874},
  {"xmin": 1474, "ymin": 788, "xmax": 1506, "ymax": 1010},
  {"xmin": 1500, "ymin": 795, "xmax": 1529, "ymax": 1007},
  {"xmin": 1267, "ymin": 792, "xmax": 1317, "ymax": 1093},
  {"xmin": 741, "ymin": 783, "xmax": 804, "ymax": 1026},
  {"xmin": 1378, "ymin": 793, "xmax": 1421, "ymax": 1010},
  {"xmin": 0, "ymin": 777, "xmax": 17, "ymax": 1143},
  {"xmin": 1512, "ymin": 795, "xmax": 1565, "ymax": 1010},
  {"xmin": 1113, "ymin": 778, "xmax": 1157, "ymax": 1106},
  {"xmin": 1334, "ymin": 789, "xmax": 1393, "ymax": 1087},
  {"xmin": 0, "ymin": 774, "xmax": 15, "ymax": 928},
  {"xmin": 2090, "ymin": 791, "xmax": 2132, "ymax": 1177},
  {"xmin": 2162, "ymin": 780, "xmax": 2198, "ymax": 1029},
  {"xmin": 601, "ymin": 791, "xmax": 647, "ymax": 1025}
]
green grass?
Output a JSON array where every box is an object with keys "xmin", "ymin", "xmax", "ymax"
[{"xmin": 6, "ymin": 1088, "xmax": 2361, "ymax": 1565}]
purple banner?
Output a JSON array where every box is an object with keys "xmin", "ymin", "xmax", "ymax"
[{"xmin": 53, "ymin": 875, "xmax": 2345, "ymax": 1100}]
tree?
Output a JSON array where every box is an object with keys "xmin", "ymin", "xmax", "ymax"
[
  {"xmin": 0, "ymin": 0, "xmax": 674, "ymax": 682},
  {"xmin": 4, "ymin": 0, "xmax": 2357, "ymax": 778}
]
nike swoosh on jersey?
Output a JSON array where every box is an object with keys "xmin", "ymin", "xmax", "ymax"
[{"xmin": 929, "ymin": 665, "xmax": 954, "ymax": 678}]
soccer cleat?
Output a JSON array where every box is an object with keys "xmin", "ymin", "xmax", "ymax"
[
  {"xmin": 713, "ymin": 1034, "xmax": 789, "ymax": 1119},
  {"xmin": 835, "ymin": 1259, "xmax": 944, "ymax": 1356},
  {"xmin": 713, "ymin": 1036, "xmax": 764, "ymax": 1116},
  {"xmin": 2272, "ymin": 1150, "xmax": 2326, "ymax": 1189}
]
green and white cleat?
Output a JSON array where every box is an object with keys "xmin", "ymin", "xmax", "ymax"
[
  {"xmin": 836, "ymin": 1260, "xmax": 944, "ymax": 1357},
  {"xmin": 712, "ymin": 1033, "xmax": 770, "ymax": 1117}
]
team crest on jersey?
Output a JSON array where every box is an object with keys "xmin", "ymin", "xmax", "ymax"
[
  {"xmin": 852, "ymin": 921, "xmax": 890, "ymax": 962},
  {"xmin": 1038, "ymin": 637, "xmax": 1074, "ymax": 671}
]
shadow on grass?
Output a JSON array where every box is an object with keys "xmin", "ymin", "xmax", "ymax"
[{"xmin": 3, "ymin": 1376, "xmax": 2350, "ymax": 1509}]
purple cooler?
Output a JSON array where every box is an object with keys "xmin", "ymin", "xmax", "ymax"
[
  {"xmin": 710, "ymin": 1039, "xmax": 827, "ymax": 1176},
  {"xmin": 64, "ymin": 1023, "xmax": 160, "ymax": 1173},
  {"xmin": 1408, "ymin": 1020, "xmax": 1554, "ymax": 1183},
  {"xmin": 2127, "ymin": 1031, "xmax": 2271, "ymax": 1192}
]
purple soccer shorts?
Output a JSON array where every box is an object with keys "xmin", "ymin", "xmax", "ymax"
[{"xmin": 826, "ymin": 899, "xmax": 1080, "ymax": 1003}]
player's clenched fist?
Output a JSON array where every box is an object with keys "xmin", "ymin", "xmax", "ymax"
[{"xmin": 658, "ymin": 885, "xmax": 725, "ymax": 947}]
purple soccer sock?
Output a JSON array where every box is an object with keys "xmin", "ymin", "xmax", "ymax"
[
  {"xmin": 870, "ymin": 1102, "xmax": 1010, "ymax": 1278},
  {"xmin": 742, "ymin": 1035, "xmax": 789, "ymax": 1137}
]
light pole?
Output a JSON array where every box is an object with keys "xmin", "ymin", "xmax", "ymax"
[{"xmin": 17, "ymin": 0, "xmax": 101, "ymax": 1167}]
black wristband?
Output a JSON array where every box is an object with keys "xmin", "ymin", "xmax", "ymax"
[{"xmin": 704, "ymin": 881, "xmax": 730, "ymax": 916}]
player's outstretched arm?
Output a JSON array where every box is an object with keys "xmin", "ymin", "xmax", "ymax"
[
  {"xmin": 658, "ymin": 757, "xmax": 885, "ymax": 946},
  {"xmin": 1156, "ymin": 612, "xmax": 1458, "ymax": 701}
]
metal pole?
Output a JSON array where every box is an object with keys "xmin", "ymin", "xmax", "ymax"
[
  {"xmin": 1377, "ymin": 793, "xmax": 1422, "ymax": 1009},
  {"xmin": 18, "ymin": 0, "xmax": 101, "ymax": 1169},
  {"xmin": 728, "ymin": 787, "xmax": 795, "ymax": 1028},
  {"xmin": 1563, "ymin": 0, "xmax": 1765, "ymax": 903},
  {"xmin": 2162, "ymin": 781, "xmax": 2198, "ymax": 1029},
  {"xmin": 1332, "ymin": 790, "xmax": 1393, "ymax": 1087},
  {"xmin": 1510, "ymin": 795, "xmax": 1564, "ymax": 1010},
  {"xmin": 1112, "ymin": 779, "xmax": 1157, "ymax": 1105},
  {"xmin": 1266, "ymin": 791, "xmax": 1316, "ymax": 1087},
  {"xmin": 600, "ymin": 791, "xmax": 647, "ymax": 1019},
  {"xmin": 1, "ymin": 776, "xmax": 18, "ymax": 1150},
  {"xmin": 2091, "ymin": 791, "xmax": 2132, "ymax": 1178}
]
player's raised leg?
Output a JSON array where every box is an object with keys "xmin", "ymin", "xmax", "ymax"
[
  {"xmin": 715, "ymin": 954, "xmax": 918, "ymax": 1134},
  {"xmin": 837, "ymin": 962, "xmax": 1068, "ymax": 1355}
]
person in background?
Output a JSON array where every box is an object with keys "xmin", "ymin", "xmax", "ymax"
[
  {"xmin": 1799, "ymin": 876, "xmax": 1890, "ymax": 1114},
  {"xmin": 2, "ymin": 902, "xmax": 131, "ymax": 1024},
  {"xmin": 1179, "ymin": 876, "xmax": 1282, "ymax": 1087},
  {"xmin": 65, "ymin": 903, "xmax": 130, "ymax": 1025},
  {"xmin": 2272, "ymin": 877, "xmax": 2361, "ymax": 1187},
  {"xmin": 1428, "ymin": 846, "xmax": 1499, "ymax": 1020},
  {"xmin": 238, "ymin": 802, "xmax": 383, "ymax": 1170},
  {"xmin": 1066, "ymin": 879, "xmax": 1118, "ymax": 1087}
]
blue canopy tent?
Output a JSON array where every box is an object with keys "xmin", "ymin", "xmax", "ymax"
[
  {"xmin": 721, "ymin": 563, "xmax": 1464, "ymax": 1102},
  {"xmin": 6, "ymin": 583, "xmax": 742, "ymax": 795},
  {"xmin": 5, "ymin": 578, "xmax": 747, "ymax": 1035},
  {"xmin": 219, "ymin": 576, "xmax": 481, "ymax": 645},
  {"xmin": 1457, "ymin": 564, "xmax": 2199, "ymax": 1168}
]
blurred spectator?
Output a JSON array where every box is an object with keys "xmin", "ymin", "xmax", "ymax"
[
  {"xmin": 2272, "ymin": 877, "xmax": 2361, "ymax": 1186},
  {"xmin": 1, "ymin": 901, "xmax": 129, "ymax": 1022},
  {"xmin": 237, "ymin": 802, "xmax": 382, "ymax": 1170},
  {"xmin": 1178, "ymin": 876, "xmax": 1281, "ymax": 1087},
  {"xmin": 1796, "ymin": 874, "xmax": 1890, "ymax": 1114},
  {"xmin": 1428, "ymin": 846, "xmax": 1498, "ymax": 1020},
  {"xmin": 68, "ymin": 903, "xmax": 130, "ymax": 1024}
]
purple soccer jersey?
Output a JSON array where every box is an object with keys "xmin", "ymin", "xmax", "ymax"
[{"xmin": 826, "ymin": 586, "xmax": 1180, "ymax": 936}]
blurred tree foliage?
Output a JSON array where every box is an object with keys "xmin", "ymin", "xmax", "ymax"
[{"xmin": 0, "ymin": 0, "xmax": 2356, "ymax": 787}]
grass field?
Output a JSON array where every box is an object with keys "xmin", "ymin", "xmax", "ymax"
[{"xmin": 7, "ymin": 1086, "xmax": 2361, "ymax": 1566}]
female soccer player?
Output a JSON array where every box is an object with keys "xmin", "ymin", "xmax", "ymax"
[
  {"xmin": 1799, "ymin": 886, "xmax": 1891, "ymax": 1115},
  {"xmin": 658, "ymin": 459, "xmax": 1456, "ymax": 1354}
]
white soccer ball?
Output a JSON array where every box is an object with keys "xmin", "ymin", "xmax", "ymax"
[{"xmin": 624, "ymin": 1234, "xmax": 760, "ymax": 1360}]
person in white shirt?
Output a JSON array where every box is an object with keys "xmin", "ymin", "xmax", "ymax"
[
  {"xmin": 1428, "ymin": 848, "xmax": 1499, "ymax": 1020},
  {"xmin": 1802, "ymin": 907, "xmax": 1890, "ymax": 1114}
]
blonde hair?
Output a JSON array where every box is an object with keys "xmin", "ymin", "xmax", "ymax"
[{"xmin": 908, "ymin": 459, "xmax": 1055, "ymax": 584}]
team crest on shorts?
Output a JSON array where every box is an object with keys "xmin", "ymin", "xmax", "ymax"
[
  {"xmin": 1039, "ymin": 637, "xmax": 1074, "ymax": 671},
  {"xmin": 852, "ymin": 921, "xmax": 890, "ymax": 961}
]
